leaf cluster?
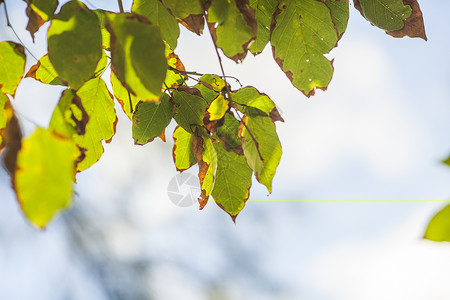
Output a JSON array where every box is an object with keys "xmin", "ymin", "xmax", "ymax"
[{"xmin": 0, "ymin": 0, "xmax": 427, "ymax": 227}]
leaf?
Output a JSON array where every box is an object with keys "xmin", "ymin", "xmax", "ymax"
[
  {"xmin": 47, "ymin": 0, "xmax": 102, "ymax": 89},
  {"xmin": 271, "ymin": 0, "xmax": 340, "ymax": 97},
  {"xmin": 110, "ymin": 72, "xmax": 140, "ymax": 120},
  {"xmin": 207, "ymin": 94, "xmax": 229, "ymax": 121},
  {"xmin": 0, "ymin": 92, "xmax": 12, "ymax": 152},
  {"xmin": 0, "ymin": 41, "xmax": 26, "ymax": 96},
  {"xmin": 93, "ymin": 9, "xmax": 112, "ymax": 50},
  {"xmin": 14, "ymin": 128, "xmax": 78, "ymax": 228},
  {"xmin": 172, "ymin": 126, "xmax": 196, "ymax": 172},
  {"xmin": 216, "ymin": 112, "xmax": 243, "ymax": 155},
  {"xmin": 231, "ymin": 86, "xmax": 277, "ymax": 116},
  {"xmin": 26, "ymin": 51, "xmax": 107, "ymax": 86},
  {"xmin": 424, "ymin": 205, "xmax": 450, "ymax": 242},
  {"xmin": 239, "ymin": 115, "xmax": 281, "ymax": 193},
  {"xmin": 353, "ymin": 0, "xmax": 412, "ymax": 31},
  {"xmin": 385, "ymin": 0, "xmax": 427, "ymax": 40},
  {"xmin": 132, "ymin": 94, "xmax": 173, "ymax": 145},
  {"xmin": 192, "ymin": 130, "xmax": 218, "ymax": 208},
  {"xmin": 207, "ymin": 0, "xmax": 256, "ymax": 62},
  {"xmin": 324, "ymin": 0, "xmax": 349, "ymax": 39},
  {"xmin": 106, "ymin": 13, "xmax": 167, "ymax": 101},
  {"xmin": 194, "ymin": 74, "xmax": 226, "ymax": 104},
  {"xmin": 1, "ymin": 113, "xmax": 22, "ymax": 175},
  {"xmin": 161, "ymin": 0, "xmax": 204, "ymax": 35},
  {"xmin": 211, "ymin": 139, "xmax": 252, "ymax": 221},
  {"xmin": 132, "ymin": 0, "xmax": 180, "ymax": 49},
  {"xmin": 49, "ymin": 89, "xmax": 89, "ymax": 138},
  {"xmin": 24, "ymin": 0, "xmax": 59, "ymax": 41},
  {"xmin": 165, "ymin": 46, "xmax": 187, "ymax": 88},
  {"xmin": 172, "ymin": 89, "xmax": 208, "ymax": 133},
  {"xmin": 73, "ymin": 78, "xmax": 117, "ymax": 172},
  {"xmin": 249, "ymin": 0, "xmax": 278, "ymax": 54}
]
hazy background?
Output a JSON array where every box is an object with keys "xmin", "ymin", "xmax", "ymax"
[{"xmin": 1, "ymin": 0, "xmax": 450, "ymax": 299}]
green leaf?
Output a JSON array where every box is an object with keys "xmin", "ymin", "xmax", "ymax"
[
  {"xmin": 132, "ymin": 94, "xmax": 173, "ymax": 145},
  {"xmin": 47, "ymin": 0, "xmax": 103, "ymax": 89},
  {"xmin": 49, "ymin": 89, "xmax": 89, "ymax": 138},
  {"xmin": 249, "ymin": 0, "xmax": 277, "ymax": 54},
  {"xmin": 207, "ymin": 94, "xmax": 229, "ymax": 121},
  {"xmin": 110, "ymin": 71, "xmax": 140, "ymax": 120},
  {"xmin": 239, "ymin": 115, "xmax": 281, "ymax": 193},
  {"xmin": 26, "ymin": 51, "xmax": 107, "ymax": 86},
  {"xmin": 172, "ymin": 89, "xmax": 207, "ymax": 133},
  {"xmin": 24, "ymin": 0, "xmax": 59, "ymax": 40},
  {"xmin": 0, "ymin": 41, "xmax": 26, "ymax": 96},
  {"xmin": 354, "ymin": 0, "xmax": 412, "ymax": 31},
  {"xmin": 216, "ymin": 112, "xmax": 243, "ymax": 154},
  {"xmin": 160, "ymin": 0, "xmax": 204, "ymax": 35},
  {"xmin": 73, "ymin": 78, "xmax": 117, "ymax": 172},
  {"xmin": 93, "ymin": 9, "xmax": 112, "ymax": 50},
  {"xmin": 207, "ymin": 0, "xmax": 256, "ymax": 62},
  {"xmin": 26, "ymin": 54, "xmax": 65, "ymax": 86},
  {"xmin": 14, "ymin": 128, "xmax": 78, "ymax": 228},
  {"xmin": 231, "ymin": 86, "xmax": 275, "ymax": 115},
  {"xmin": 324, "ymin": 0, "xmax": 349, "ymax": 38},
  {"xmin": 132, "ymin": 0, "xmax": 180, "ymax": 49},
  {"xmin": 192, "ymin": 131, "xmax": 218, "ymax": 208},
  {"xmin": 211, "ymin": 139, "xmax": 252, "ymax": 221},
  {"xmin": 271, "ymin": 0, "xmax": 339, "ymax": 97},
  {"xmin": 425, "ymin": 205, "xmax": 450, "ymax": 242},
  {"xmin": 106, "ymin": 13, "xmax": 167, "ymax": 101},
  {"xmin": 172, "ymin": 126, "xmax": 196, "ymax": 172}
]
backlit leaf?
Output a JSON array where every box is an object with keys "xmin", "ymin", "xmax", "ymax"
[
  {"xmin": 26, "ymin": 51, "xmax": 107, "ymax": 86},
  {"xmin": 192, "ymin": 131, "xmax": 217, "ymax": 208},
  {"xmin": 14, "ymin": 128, "xmax": 78, "ymax": 228},
  {"xmin": 443, "ymin": 155, "xmax": 450, "ymax": 167},
  {"xmin": 132, "ymin": 0, "xmax": 180, "ymax": 49},
  {"xmin": 231, "ymin": 86, "xmax": 275, "ymax": 115},
  {"xmin": 132, "ymin": 94, "xmax": 173, "ymax": 145},
  {"xmin": 216, "ymin": 112, "xmax": 243, "ymax": 155},
  {"xmin": 47, "ymin": 0, "xmax": 102, "ymax": 89},
  {"xmin": 194, "ymin": 74, "xmax": 226, "ymax": 104},
  {"xmin": 172, "ymin": 126, "xmax": 196, "ymax": 172},
  {"xmin": 172, "ymin": 89, "xmax": 207, "ymax": 133},
  {"xmin": 385, "ymin": 0, "xmax": 427, "ymax": 40},
  {"xmin": 161, "ymin": 0, "xmax": 204, "ymax": 35},
  {"xmin": 0, "ymin": 42, "xmax": 26, "ymax": 96},
  {"xmin": 24, "ymin": 0, "xmax": 59, "ymax": 41},
  {"xmin": 111, "ymin": 72, "xmax": 140, "ymax": 120},
  {"xmin": 106, "ymin": 13, "xmax": 167, "ymax": 101},
  {"xmin": 0, "ymin": 92, "xmax": 12, "ymax": 152},
  {"xmin": 271, "ymin": 0, "xmax": 339, "ymax": 96},
  {"xmin": 249, "ymin": 0, "xmax": 277, "ymax": 54},
  {"xmin": 207, "ymin": 94, "xmax": 229, "ymax": 121},
  {"xmin": 73, "ymin": 78, "xmax": 117, "ymax": 172},
  {"xmin": 324, "ymin": 0, "xmax": 349, "ymax": 39},
  {"xmin": 211, "ymin": 139, "xmax": 252, "ymax": 221},
  {"xmin": 207, "ymin": 0, "xmax": 256, "ymax": 62},
  {"xmin": 239, "ymin": 115, "xmax": 281, "ymax": 193},
  {"xmin": 425, "ymin": 205, "xmax": 450, "ymax": 242},
  {"xmin": 93, "ymin": 9, "xmax": 112, "ymax": 50},
  {"xmin": 165, "ymin": 46, "xmax": 186, "ymax": 88}
]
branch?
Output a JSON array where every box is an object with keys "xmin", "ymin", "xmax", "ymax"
[{"xmin": 118, "ymin": 0, "xmax": 125, "ymax": 13}]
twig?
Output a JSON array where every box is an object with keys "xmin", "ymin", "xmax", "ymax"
[
  {"xmin": 207, "ymin": 24, "xmax": 264, "ymax": 162},
  {"xmin": 118, "ymin": 0, "xmax": 125, "ymax": 13}
]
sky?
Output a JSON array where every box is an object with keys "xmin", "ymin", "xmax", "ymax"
[{"xmin": 0, "ymin": 0, "xmax": 450, "ymax": 299}]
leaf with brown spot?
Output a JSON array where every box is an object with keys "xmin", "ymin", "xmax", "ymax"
[
  {"xmin": 207, "ymin": 0, "xmax": 256, "ymax": 62},
  {"xmin": 386, "ymin": 0, "xmax": 427, "ymax": 40},
  {"xmin": 0, "ymin": 42, "xmax": 26, "ymax": 97},
  {"xmin": 216, "ymin": 112, "xmax": 243, "ymax": 155},
  {"xmin": 161, "ymin": 0, "xmax": 205, "ymax": 35},
  {"xmin": 0, "ymin": 94, "xmax": 21, "ymax": 176},
  {"xmin": 192, "ymin": 129, "xmax": 217, "ymax": 209},
  {"xmin": 24, "ymin": 0, "xmax": 59, "ymax": 41}
]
